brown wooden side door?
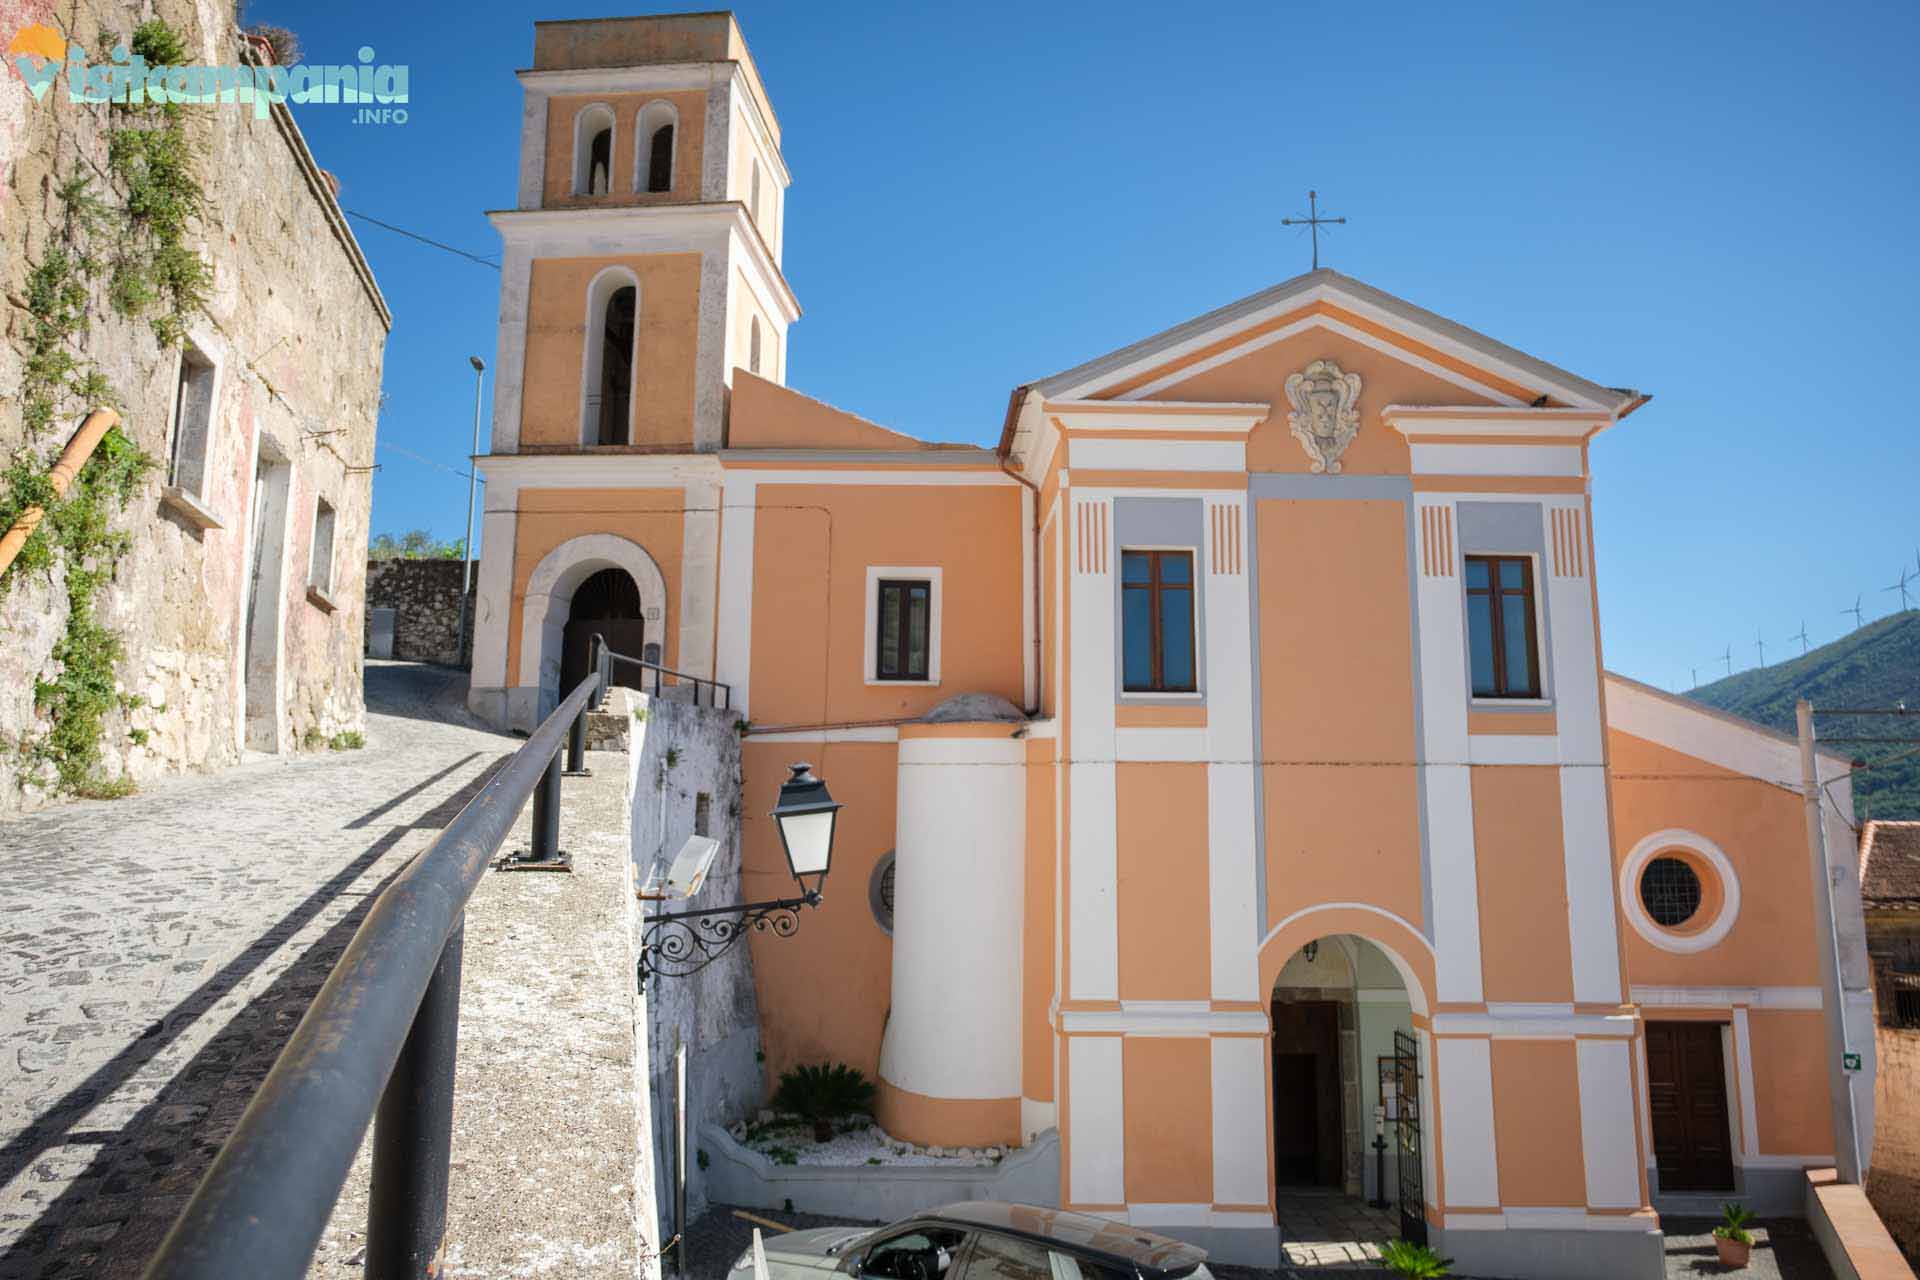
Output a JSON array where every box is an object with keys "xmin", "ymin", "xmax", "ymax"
[{"xmin": 1645, "ymin": 1021, "xmax": 1735, "ymax": 1192}]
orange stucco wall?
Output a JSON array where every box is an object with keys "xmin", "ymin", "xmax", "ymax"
[
  {"xmin": 739, "ymin": 738, "xmax": 897, "ymax": 1086},
  {"xmin": 520, "ymin": 255, "xmax": 703, "ymax": 449},
  {"xmin": 1257, "ymin": 498, "xmax": 1422, "ymax": 928},
  {"xmin": 1490, "ymin": 1039, "xmax": 1588, "ymax": 1206},
  {"xmin": 1472, "ymin": 765, "xmax": 1576, "ymax": 1004},
  {"xmin": 543, "ymin": 91, "xmax": 707, "ymax": 207},
  {"xmin": 1115, "ymin": 762, "xmax": 1210, "ymax": 1001},
  {"xmin": 1607, "ymin": 730, "xmax": 1824, "ymax": 989},
  {"xmin": 745, "ymin": 483, "xmax": 1024, "ymax": 728},
  {"xmin": 504, "ymin": 487, "xmax": 687, "ymax": 683},
  {"xmin": 1748, "ymin": 1009, "xmax": 1837, "ymax": 1157},
  {"xmin": 1122, "ymin": 1036, "xmax": 1213, "ymax": 1203}
]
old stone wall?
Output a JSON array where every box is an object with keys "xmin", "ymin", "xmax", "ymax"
[
  {"xmin": 365, "ymin": 559, "xmax": 474, "ymax": 666},
  {"xmin": 628, "ymin": 692, "xmax": 760, "ymax": 1241},
  {"xmin": 0, "ymin": 0, "xmax": 390, "ymax": 811},
  {"xmin": 1868, "ymin": 915, "xmax": 1920, "ymax": 1261}
]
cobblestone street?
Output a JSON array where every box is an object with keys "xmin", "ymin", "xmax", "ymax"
[{"xmin": 0, "ymin": 663, "xmax": 515, "ymax": 1280}]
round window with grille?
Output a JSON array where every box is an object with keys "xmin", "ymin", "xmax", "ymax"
[
  {"xmin": 869, "ymin": 852, "xmax": 896, "ymax": 935},
  {"xmin": 1639, "ymin": 855, "xmax": 1703, "ymax": 928}
]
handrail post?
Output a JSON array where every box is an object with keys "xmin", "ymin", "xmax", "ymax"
[
  {"xmin": 366, "ymin": 923, "xmax": 463, "ymax": 1279},
  {"xmin": 564, "ymin": 666, "xmax": 592, "ymax": 779},
  {"xmin": 531, "ymin": 752, "xmax": 563, "ymax": 860}
]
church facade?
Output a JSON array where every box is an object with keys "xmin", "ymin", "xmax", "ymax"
[{"xmin": 469, "ymin": 15, "xmax": 1878, "ymax": 1277}]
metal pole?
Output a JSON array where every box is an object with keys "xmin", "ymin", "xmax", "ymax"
[
  {"xmin": 454, "ymin": 357, "xmax": 485, "ymax": 668},
  {"xmin": 565, "ymin": 694, "xmax": 590, "ymax": 777},
  {"xmin": 366, "ymin": 924, "xmax": 463, "ymax": 1279},
  {"xmin": 1796, "ymin": 700, "xmax": 1863, "ymax": 1182},
  {"xmin": 530, "ymin": 752, "xmax": 563, "ymax": 863}
]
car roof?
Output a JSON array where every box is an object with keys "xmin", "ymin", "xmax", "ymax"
[{"xmin": 923, "ymin": 1202, "xmax": 1207, "ymax": 1278}]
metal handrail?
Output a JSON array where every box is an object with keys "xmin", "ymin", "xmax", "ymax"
[
  {"xmin": 142, "ymin": 667, "xmax": 605, "ymax": 1280},
  {"xmin": 601, "ymin": 643, "xmax": 731, "ymax": 710}
]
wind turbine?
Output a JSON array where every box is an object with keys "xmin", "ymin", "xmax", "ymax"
[
  {"xmin": 1842, "ymin": 595, "xmax": 1865, "ymax": 630},
  {"xmin": 1790, "ymin": 620, "xmax": 1810, "ymax": 656},
  {"xmin": 1885, "ymin": 566, "xmax": 1915, "ymax": 614},
  {"xmin": 1755, "ymin": 630, "xmax": 1767, "ymax": 668},
  {"xmin": 1690, "ymin": 665, "xmax": 1699, "ymax": 689},
  {"xmin": 1721, "ymin": 645, "xmax": 1734, "ymax": 678}
]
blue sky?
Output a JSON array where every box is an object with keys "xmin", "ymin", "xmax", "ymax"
[{"xmin": 260, "ymin": 0, "xmax": 1920, "ymax": 692}]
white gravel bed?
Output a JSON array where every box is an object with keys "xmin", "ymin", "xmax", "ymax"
[{"xmin": 730, "ymin": 1116, "xmax": 1009, "ymax": 1168}]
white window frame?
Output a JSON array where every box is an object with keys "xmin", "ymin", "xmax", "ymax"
[
  {"xmin": 635, "ymin": 99, "xmax": 679, "ymax": 194},
  {"xmin": 864, "ymin": 566, "xmax": 941, "ymax": 687},
  {"xmin": 572, "ymin": 102, "xmax": 616, "ymax": 196},
  {"xmin": 1118, "ymin": 543, "xmax": 1202, "ymax": 700},
  {"xmin": 579, "ymin": 266, "xmax": 641, "ymax": 445},
  {"xmin": 306, "ymin": 495, "xmax": 338, "ymax": 611},
  {"xmin": 1463, "ymin": 548, "xmax": 1552, "ymax": 707},
  {"xmin": 159, "ymin": 330, "xmax": 225, "ymax": 530}
]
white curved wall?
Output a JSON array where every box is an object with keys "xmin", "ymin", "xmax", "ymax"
[{"xmin": 879, "ymin": 732, "xmax": 1026, "ymax": 1101}]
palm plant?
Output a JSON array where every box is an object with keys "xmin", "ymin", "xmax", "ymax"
[
  {"xmin": 772, "ymin": 1062, "xmax": 876, "ymax": 1142},
  {"xmin": 1378, "ymin": 1239, "xmax": 1452, "ymax": 1278}
]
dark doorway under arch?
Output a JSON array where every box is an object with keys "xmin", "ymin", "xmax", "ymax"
[{"xmin": 562, "ymin": 567, "xmax": 647, "ymax": 694}]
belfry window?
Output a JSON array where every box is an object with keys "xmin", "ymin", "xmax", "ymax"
[
  {"xmin": 647, "ymin": 123, "xmax": 674, "ymax": 192},
  {"xmin": 750, "ymin": 159, "xmax": 763, "ymax": 225},
  {"xmin": 573, "ymin": 104, "xmax": 616, "ymax": 196},
  {"xmin": 1465, "ymin": 554, "xmax": 1541, "ymax": 699},
  {"xmin": 749, "ymin": 318, "xmax": 762, "ymax": 376},
  {"xmin": 594, "ymin": 286, "xmax": 636, "ymax": 445},
  {"xmin": 1121, "ymin": 550, "xmax": 1196, "ymax": 692}
]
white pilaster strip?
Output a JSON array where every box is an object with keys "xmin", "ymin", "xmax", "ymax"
[
  {"xmin": 1733, "ymin": 1007, "xmax": 1761, "ymax": 1159},
  {"xmin": 1545, "ymin": 500, "xmax": 1604, "ymax": 765},
  {"xmin": 1211, "ymin": 1035, "xmax": 1268, "ymax": 1206},
  {"xmin": 1576, "ymin": 1038, "xmax": 1643, "ymax": 1209},
  {"xmin": 1436, "ymin": 1037, "xmax": 1499, "ymax": 1207},
  {"xmin": 471, "ymin": 500, "xmax": 519, "ymax": 691},
  {"xmin": 1069, "ymin": 762, "xmax": 1119, "ymax": 1001},
  {"xmin": 515, "ymin": 90, "xmax": 548, "ymax": 209},
  {"xmin": 1208, "ymin": 763, "xmax": 1260, "ymax": 1003},
  {"xmin": 1067, "ymin": 1035, "xmax": 1125, "ymax": 1206},
  {"xmin": 1021, "ymin": 483, "xmax": 1036, "ymax": 711},
  {"xmin": 1427, "ymin": 765, "xmax": 1483, "ymax": 1004},
  {"xmin": 676, "ymin": 473, "xmax": 720, "ymax": 680},
  {"xmin": 714, "ymin": 472, "xmax": 758, "ymax": 717},
  {"xmin": 1560, "ymin": 765, "xmax": 1624, "ymax": 1004}
]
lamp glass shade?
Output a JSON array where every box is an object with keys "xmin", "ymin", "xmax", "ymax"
[
  {"xmin": 776, "ymin": 810, "xmax": 835, "ymax": 879},
  {"xmin": 770, "ymin": 762, "xmax": 840, "ymax": 887}
]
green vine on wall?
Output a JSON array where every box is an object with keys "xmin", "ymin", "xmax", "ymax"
[{"xmin": 4, "ymin": 19, "xmax": 211, "ymax": 797}]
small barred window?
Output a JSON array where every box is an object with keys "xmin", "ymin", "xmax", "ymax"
[
  {"xmin": 869, "ymin": 852, "xmax": 896, "ymax": 935},
  {"xmin": 1640, "ymin": 856, "xmax": 1702, "ymax": 928}
]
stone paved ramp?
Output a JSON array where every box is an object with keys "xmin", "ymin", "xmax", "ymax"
[{"xmin": 0, "ymin": 662, "xmax": 515, "ymax": 1280}]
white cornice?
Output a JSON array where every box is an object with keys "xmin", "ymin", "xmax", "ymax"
[
  {"xmin": 516, "ymin": 63, "xmax": 715, "ymax": 95},
  {"xmin": 476, "ymin": 451, "xmax": 722, "ymax": 495},
  {"xmin": 1385, "ymin": 406, "xmax": 1608, "ymax": 440},
  {"xmin": 488, "ymin": 202, "xmax": 800, "ymax": 322},
  {"xmin": 1045, "ymin": 401, "xmax": 1270, "ymax": 435}
]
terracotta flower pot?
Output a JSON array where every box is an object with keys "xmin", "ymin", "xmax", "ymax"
[{"xmin": 1715, "ymin": 1234, "xmax": 1751, "ymax": 1268}]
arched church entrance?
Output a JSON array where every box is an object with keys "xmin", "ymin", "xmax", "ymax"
[
  {"xmin": 561, "ymin": 567, "xmax": 647, "ymax": 693},
  {"xmin": 1271, "ymin": 934, "xmax": 1417, "ymax": 1206}
]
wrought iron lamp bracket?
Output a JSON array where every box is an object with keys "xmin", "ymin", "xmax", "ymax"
[{"xmin": 637, "ymin": 891, "xmax": 822, "ymax": 985}]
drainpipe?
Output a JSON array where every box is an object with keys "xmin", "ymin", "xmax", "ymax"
[
  {"xmin": 998, "ymin": 389, "xmax": 1043, "ymax": 717},
  {"xmin": 0, "ymin": 408, "xmax": 122, "ymax": 581}
]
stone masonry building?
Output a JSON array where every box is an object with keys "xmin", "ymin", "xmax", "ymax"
[{"xmin": 0, "ymin": 0, "xmax": 391, "ymax": 811}]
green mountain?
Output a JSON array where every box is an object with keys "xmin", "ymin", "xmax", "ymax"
[{"xmin": 1685, "ymin": 611, "xmax": 1920, "ymax": 820}]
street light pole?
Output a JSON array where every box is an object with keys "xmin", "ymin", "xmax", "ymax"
[{"xmin": 455, "ymin": 356, "xmax": 485, "ymax": 668}]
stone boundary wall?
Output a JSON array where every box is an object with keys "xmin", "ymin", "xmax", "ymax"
[
  {"xmin": 627, "ymin": 693, "xmax": 761, "ymax": 1249},
  {"xmin": 364, "ymin": 559, "xmax": 474, "ymax": 666},
  {"xmin": 1870, "ymin": 1022, "xmax": 1920, "ymax": 1262}
]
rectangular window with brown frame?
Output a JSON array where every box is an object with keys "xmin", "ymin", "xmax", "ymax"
[
  {"xmin": 1121, "ymin": 549, "xmax": 1196, "ymax": 693},
  {"xmin": 874, "ymin": 578, "xmax": 931, "ymax": 681},
  {"xmin": 1465, "ymin": 554, "xmax": 1541, "ymax": 699}
]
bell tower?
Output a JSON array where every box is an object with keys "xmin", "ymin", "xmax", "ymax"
[
  {"xmin": 469, "ymin": 12, "xmax": 797, "ymax": 731},
  {"xmin": 488, "ymin": 11, "xmax": 797, "ymax": 455}
]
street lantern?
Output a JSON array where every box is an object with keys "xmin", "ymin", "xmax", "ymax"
[
  {"xmin": 636, "ymin": 761, "xmax": 841, "ymax": 984},
  {"xmin": 771, "ymin": 762, "xmax": 839, "ymax": 893}
]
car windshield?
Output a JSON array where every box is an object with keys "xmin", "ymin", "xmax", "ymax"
[{"xmin": 863, "ymin": 1228, "xmax": 968, "ymax": 1280}]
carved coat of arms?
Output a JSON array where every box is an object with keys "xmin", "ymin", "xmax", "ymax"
[{"xmin": 1284, "ymin": 359, "xmax": 1363, "ymax": 474}]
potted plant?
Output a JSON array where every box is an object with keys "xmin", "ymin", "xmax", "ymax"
[
  {"xmin": 1713, "ymin": 1202, "xmax": 1755, "ymax": 1268},
  {"xmin": 771, "ymin": 1062, "xmax": 875, "ymax": 1143},
  {"xmin": 1379, "ymin": 1239, "xmax": 1452, "ymax": 1278}
]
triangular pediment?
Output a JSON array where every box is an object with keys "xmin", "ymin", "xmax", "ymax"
[{"xmin": 1026, "ymin": 269, "xmax": 1637, "ymax": 415}]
